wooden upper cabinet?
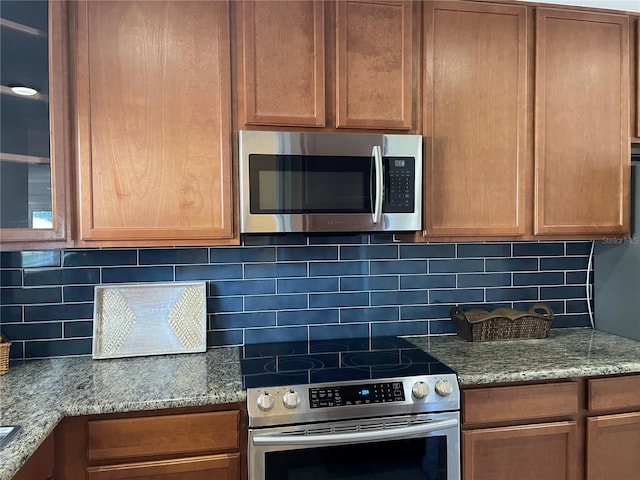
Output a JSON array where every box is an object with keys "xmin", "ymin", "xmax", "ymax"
[
  {"xmin": 73, "ymin": 0, "xmax": 234, "ymax": 244},
  {"xmin": 423, "ymin": 1, "xmax": 528, "ymax": 237},
  {"xmin": 336, "ymin": 0, "xmax": 416, "ymax": 130},
  {"xmin": 237, "ymin": 0, "xmax": 418, "ymax": 131},
  {"xmin": 535, "ymin": 9, "xmax": 630, "ymax": 236},
  {"xmin": 239, "ymin": 0, "xmax": 325, "ymax": 127},
  {"xmin": 0, "ymin": 1, "xmax": 72, "ymax": 250}
]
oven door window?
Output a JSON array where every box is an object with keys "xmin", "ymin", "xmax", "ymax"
[
  {"xmin": 265, "ymin": 436, "xmax": 449, "ymax": 480},
  {"xmin": 249, "ymin": 154, "xmax": 374, "ymax": 214}
]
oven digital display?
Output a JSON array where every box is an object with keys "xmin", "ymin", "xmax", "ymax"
[{"xmin": 309, "ymin": 382, "xmax": 405, "ymax": 408}]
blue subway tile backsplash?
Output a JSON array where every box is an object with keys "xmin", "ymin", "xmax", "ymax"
[{"xmin": 0, "ymin": 236, "xmax": 595, "ymax": 359}]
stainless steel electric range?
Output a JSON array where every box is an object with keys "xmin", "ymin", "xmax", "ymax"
[{"xmin": 241, "ymin": 336, "xmax": 461, "ymax": 480}]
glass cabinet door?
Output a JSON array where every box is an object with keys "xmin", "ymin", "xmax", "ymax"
[{"xmin": 0, "ymin": 1, "xmax": 69, "ymax": 247}]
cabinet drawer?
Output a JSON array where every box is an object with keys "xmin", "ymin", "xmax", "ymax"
[
  {"xmin": 87, "ymin": 453, "xmax": 239, "ymax": 480},
  {"xmin": 88, "ymin": 410, "xmax": 239, "ymax": 461},
  {"xmin": 463, "ymin": 382, "xmax": 579, "ymax": 425},
  {"xmin": 588, "ymin": 375, "xmax": 640, "ymax": 412}
]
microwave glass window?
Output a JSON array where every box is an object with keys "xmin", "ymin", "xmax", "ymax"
[{"xmin": 249, "ymin": 154, "xmax": 373, "ymax": 214}]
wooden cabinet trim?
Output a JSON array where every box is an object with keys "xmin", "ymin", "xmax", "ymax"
[
  {"xmin": 335, "ymin": 0, "xmax": 415, "ymax": 130},
  {"xmin": 241, "ymin": 0, "xmax": 325, "ymax": 127},
  {"xmin": 463, "ymin": 382, "xmax": 579, "ymax": 425},
  {"xmin": 87, "ymin": 410, "xmax": 239, "ymax": 461},
  {"xmin": 534, "ymin": 8, "xmax": 630, "ymax": 236},
  {"xmin": 588, "ymin": 374, "xmax": 640, "ymax": 412}
]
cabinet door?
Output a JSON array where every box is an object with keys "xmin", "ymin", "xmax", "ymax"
[
  {"xmin": 535, "ymin": 9, "xmax": 629, "ymax": 236},
  {"xmin": 74, "ymin": 0, "xmax": 234, "ymax": 244},
  {"xmin": 423, "ymin": 1, "xmax": 528, "ymax": 236},
  {"xmin": 336, "ymin": 0, "xmax": 416, "ymax": 130},
  {"xmin": 86, "ymin": 453, "xmax": 240, "ymax": 480},
  {"xmin": 240, "ymin": 0, "xmax": 325, "ymax": 127},
  {"xmin": 463, "ymin": 421, "xmax": 578, "ymax": 480},
  {"xmin": 0, "ymin": 1, "xmax": 71, "ymax": 248},
  {"xmin": 587, "ymin": 412, "xmax": 640, "ymax": 480}
]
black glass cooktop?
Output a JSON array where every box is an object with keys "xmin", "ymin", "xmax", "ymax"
[{"xmin": 240, "ymin": 336, "xmax": 454, "ymax": 389}]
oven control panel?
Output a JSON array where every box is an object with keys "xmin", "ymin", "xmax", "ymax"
[
  {"xmin": 246, "ymin": 374, "xmax": 460, "ymax": 428},
  {"xmin": 310, "ymin": 382, "xmax": 405, "ymax": 409}
]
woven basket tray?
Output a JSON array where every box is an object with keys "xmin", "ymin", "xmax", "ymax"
[
  {"xmin": 0, "ymin": 340, "xmax": 10, "ymax": 375},
  {"xmin": 450, "ymin": 304, "xmax": 553, "ymax": 342}
]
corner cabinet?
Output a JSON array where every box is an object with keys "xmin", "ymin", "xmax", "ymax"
[
  {"xmin": 13, "ymin": 433, "xmax": 54, "ymax": 480},
  {"xmin": 72, "ymin": 0, "xmax": 236, "ymax": 246},
  {"xmin": 236, "ymin": 0, "xmax": 418, "ymax": 131},
  {"xmin": 54, "ymin": 405, "xmax": 245, "ymax": 480},
  {"xmin": 535, "ymin": 9, "xmax": 630, "ymax": 237}
]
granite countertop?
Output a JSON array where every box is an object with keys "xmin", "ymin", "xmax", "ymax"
[
  {"xmin": 2, "ymin": 328, "xmax": 640, "ymax": 479},
  {"xmin": 0, "ymin": 347, "xmax": 245, "ymax": 480},
  {"xmin": 408, "ymin": 327, "xmax": 640, "ymax": 385}
]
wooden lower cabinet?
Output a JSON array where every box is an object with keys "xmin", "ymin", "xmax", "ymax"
[
  {"xmin": 462, "ymin": 381, "xmax": 580, "ymax": 480},
  {"xmin": 586, "ymin": 375, "xmax": 640, "ymax": 480},
  {"xmin": 86, "ymin": 454, "xmax": 240, "ymax": 480},
  {"xmin": 13, "ymin": 433, "xmax": 54, "ymax": 480},
  {"xmin": 463, "ymin": 375, "xmax": 640, "ymax": 480},
  {"xmin": 463, "ymin": 421, "xmax": 578, "ymax": 480},
  {"xmin": 54, "ymin": 404, "xmax": 246, "ymax": 480},
  {"xmin": 587, "ymin": 412, "xmax": 640, "ymax": 480}
]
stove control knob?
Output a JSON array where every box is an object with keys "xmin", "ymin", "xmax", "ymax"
[
  {"xmin": 283, "ymin": 390, "xmax": 301, "ymax": 409},
  {"xmin": 412, "ymin": 381, "xmax": 430, "ymax": 399},
  {"xmin": 435, "ymin": 380, "xmax": 453, "ymax": 397},
  {"xmin": 257, "ymin": 392, "xmax": 276, "ymax": 411}
]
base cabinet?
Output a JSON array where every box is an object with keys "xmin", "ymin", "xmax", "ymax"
[
  {"xmin": 12, "ymin": 433, "xmax": 54, "ymax": 480},
  {"xmin": 586, "ymin": 375, "xmax": 640, "ymax": 480},
  {"xmin": 587, "ymin": 412, "xmax": 640, "ymax": 480},
  {"xmin": 54, "ymin": 405, "xmax": 246, "ymax": 480},
  {"xmin": 463, "ymin": 375, "xmax": 640, "ymax": 480},
  {"xmin": 463, "ymin": 422, "xmax": 578, "ymax": 480},
  {"xmin": 461, "ymin": 381, "xmax": 580, "ymax": 480}
]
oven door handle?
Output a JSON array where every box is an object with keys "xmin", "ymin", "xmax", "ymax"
[{"xmin": 252, "ymin": 418, "xmax": 458, "ymax": 447}]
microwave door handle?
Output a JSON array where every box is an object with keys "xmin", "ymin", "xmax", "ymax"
[
  {"xmin": 252, "ymin": 418, "xmax": 459, "ymax": 447},
  {"xmin": 372, "ymin": 145, "xmax": 383, "ymax": 224}
]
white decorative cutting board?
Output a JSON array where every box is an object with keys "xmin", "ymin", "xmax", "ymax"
[{"xmin": 92, "ymin": 282, "xmax": 207, "ymax": 359}]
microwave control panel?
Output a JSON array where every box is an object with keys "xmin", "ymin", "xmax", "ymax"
[{"xmin": 384, "ymin": 157, "xmax": 415, "ymax": 213}]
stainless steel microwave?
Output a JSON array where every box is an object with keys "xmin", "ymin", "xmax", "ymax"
[{"xmin": 238, "ymin": 130, "xmax": 422, "ymax": 234}]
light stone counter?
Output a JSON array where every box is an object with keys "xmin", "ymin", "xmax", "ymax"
[
  {"xmin": 407, "ymin": 327, "xmax": 640, "ymax": 385},
  {"xmin": 0, "ymin": 347, "xmax": 245, "ymax": 480}
]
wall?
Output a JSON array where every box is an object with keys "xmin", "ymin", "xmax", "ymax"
[{"xmin": 0, "ymin": 235, "xmax": 593, "ymax": 360}]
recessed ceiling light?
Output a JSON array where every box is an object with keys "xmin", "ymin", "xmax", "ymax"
[{"xmin": 10, "ymin": 86, "xmax": 38, "ymax": 96}]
